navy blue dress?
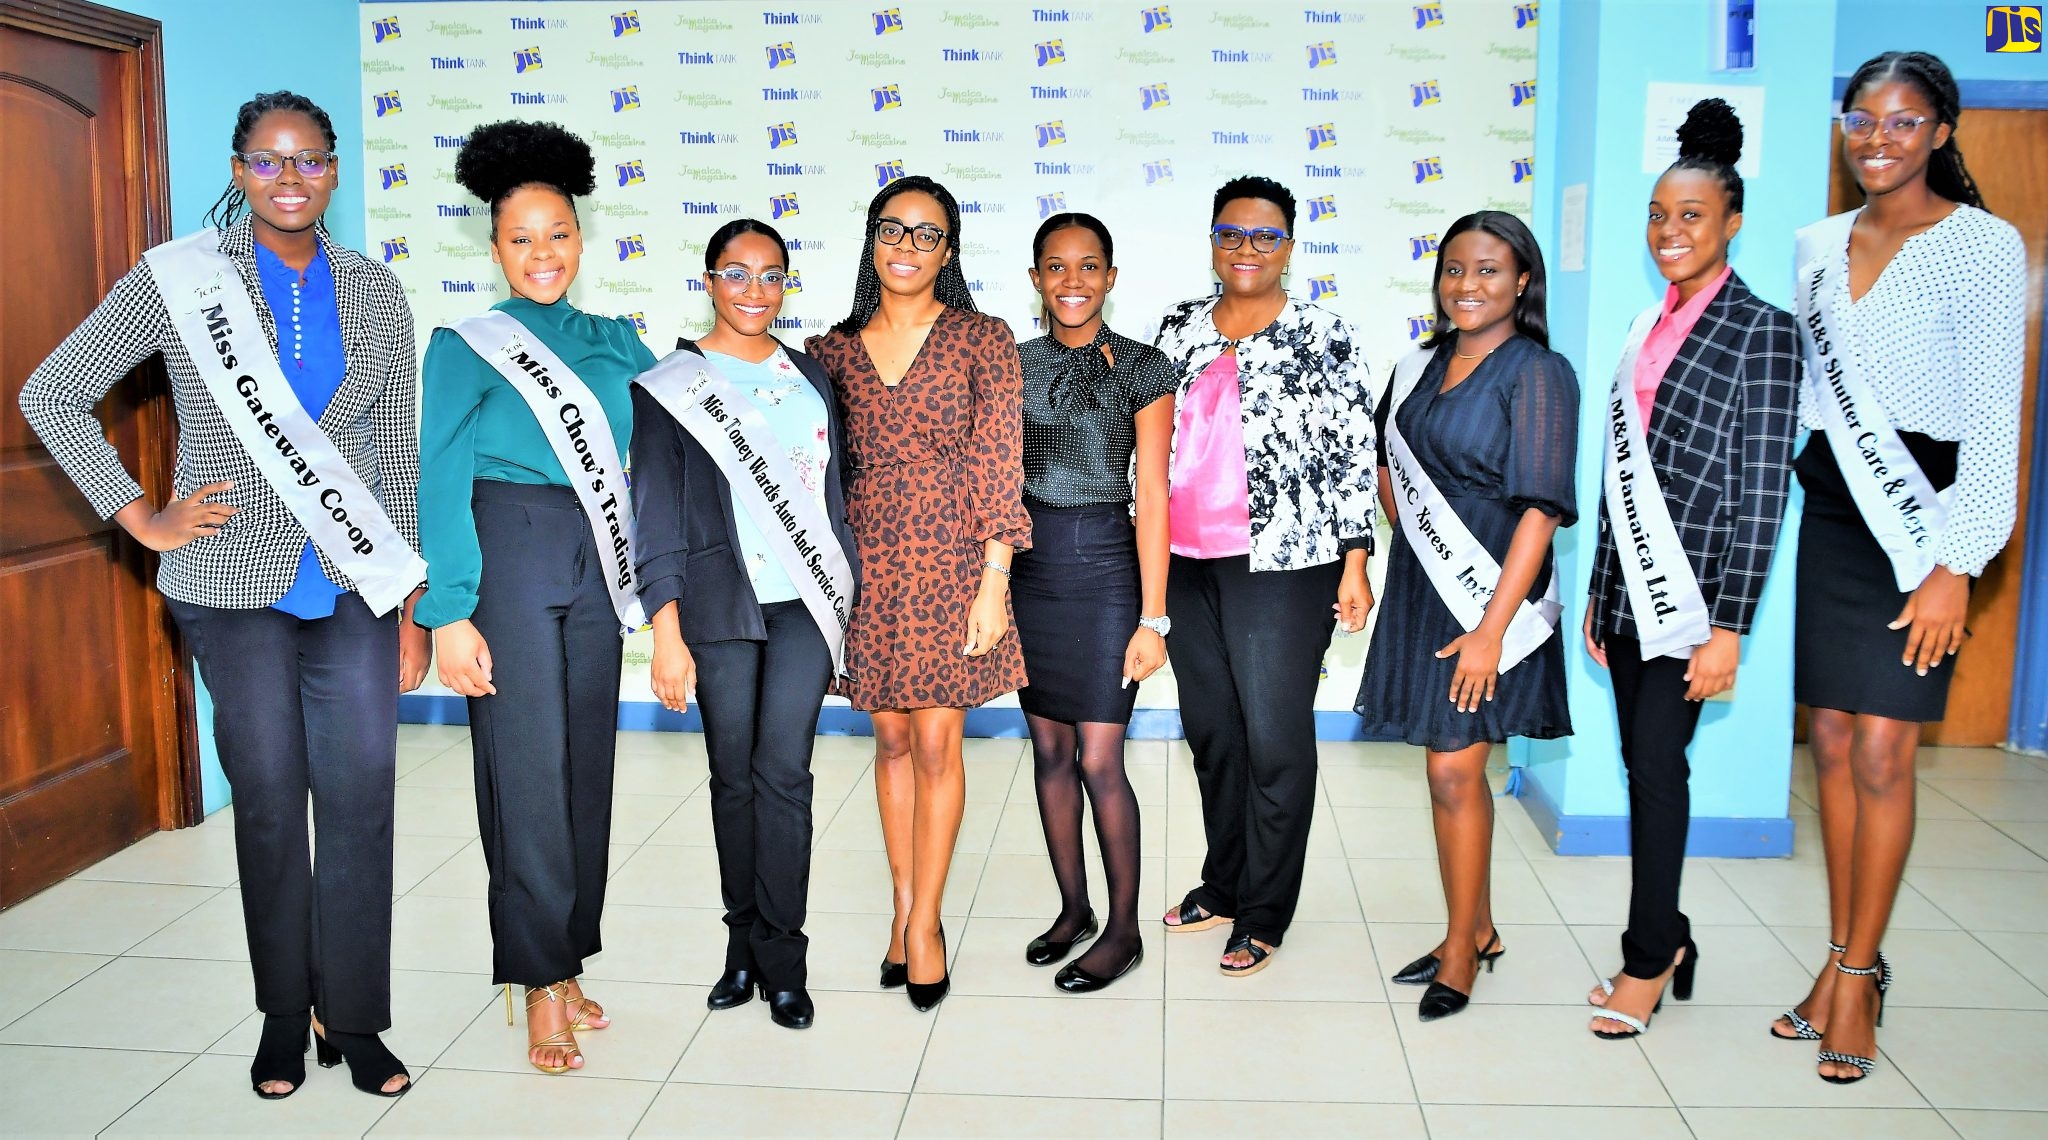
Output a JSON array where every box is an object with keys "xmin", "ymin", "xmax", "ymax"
[{"xmin": 1354, "ymin": 336, "xmax": 1579, "ymax": 752}]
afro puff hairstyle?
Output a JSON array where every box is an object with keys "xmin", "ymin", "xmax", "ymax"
[
  {"xmin": 1667, "ymin": 98, "xmax": 1745, "ymax": 213},
  {"xmin": 453, "ymin": 119, "xmax": 597, "ymax": 235}
]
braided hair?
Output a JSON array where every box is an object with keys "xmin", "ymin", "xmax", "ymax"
[
  {"xmin": 452, "ymin": 120, "xmax": 597, "ymax": 237},
  {"xmin": 202, "ymin": 91, "xmax": 338, "ymax": 230},
  {"xmin": 1668, "ymin": 97, "xmax": 1745, "ymax": 212},
  {"xmin": 833, "ymin": 174, "xmax": 978, "ymax": 334},
  {"xmin": 1842, "ymin": 51, "xmax": 1987, "ymax": 210}
]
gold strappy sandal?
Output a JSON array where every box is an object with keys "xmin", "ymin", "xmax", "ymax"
[
  {"xmin": 506, "ymin": 983, "xmax": 583, "ymax": 1074},
  {"xmin": 561, "ymin": 979, "xmax": 608, "ymax": 1032}
]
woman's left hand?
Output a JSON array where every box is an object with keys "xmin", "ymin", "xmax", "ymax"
[
  {"xmin": 398, "ymin": 618, "xmax": 430, "ymax": 694},
  {"xmin": 1436, "ymin": 630, "xmax": 1503, "ymax": 714},
  {"xmin": 1123, "ymin": 628, "xmax": 1166, "ymax": 684},
  {"xmin": 1893, "ymin": 565, "xmax": 1970, "ymax": 676},
  {"xmin": 963, "ymin": 580, "xmax": 1010, "ymax": 657}
]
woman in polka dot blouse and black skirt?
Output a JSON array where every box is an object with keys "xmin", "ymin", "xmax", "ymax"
[{"xmin": 1773, "ymin": 51, "xmax": 2026, "ymax": 1085}]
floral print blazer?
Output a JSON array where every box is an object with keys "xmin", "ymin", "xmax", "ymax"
[{"xmin": 1152, "ymin": 293, "xmax": 1377, "ymax": 572}]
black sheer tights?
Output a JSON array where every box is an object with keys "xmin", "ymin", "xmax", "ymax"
[{"xmin": 1027, "ymin": 714, "xmax": 1143, "ymax": 973}]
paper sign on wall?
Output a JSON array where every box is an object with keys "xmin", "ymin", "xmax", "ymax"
[{"xmin": 1642, "ymin": 82, "xmax": 1765, "ymax": 178}]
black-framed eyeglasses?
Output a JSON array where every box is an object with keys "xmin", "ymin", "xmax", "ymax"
[
  {"xmin": 709, "ymin": 267, "xmax": 790, "ymax": 291},
  {"xmin": 1836, "ymin": 112, "xmax": 1929, "ymax": 141},
  {"xmin": 234, "ymin": 149, "xmax": 337, "ymax": 179},
  {"xmin": 1210, "ymin": 224, "xmax": 1290, "ymax": 253},
  {"xmin": 874, "ymin": 217, "xmax": 947, "ymax": 253}
]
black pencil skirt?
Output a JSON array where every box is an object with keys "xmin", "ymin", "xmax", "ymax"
[{"xmin": 1012, "ymin": 500, "xmax": 1141, "ymax": 725}]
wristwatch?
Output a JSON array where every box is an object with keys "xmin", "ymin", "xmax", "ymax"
[{"xmin": 1138, "ymin": 614, "xmax": 1172, "ymax": 637}]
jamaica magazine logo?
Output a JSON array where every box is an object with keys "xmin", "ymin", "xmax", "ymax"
[
  {"xmin": 616, "ymin": 159, "xmax": 645, "ymax": 187},
  {"xmin": 1413, "ymin": 156, "xmax": 1443, "ymax": 182},
  {"xmin": 1141, "ymin": 82, "xmax": 1170, "ymax": 110},
  {"xmin": 1036, "ymin": 120, "xmax": 1067, "ymax": 147},
  {"xmin": 379, "ymin": 163, "xmax": 408, "ymax": 189},
  {"xmin": 1414, "ymin": 4, "xmax": 1444, "ymax": 28},
  {"xmin": 380, "ymin": 237, "xmax": 408, "ymax": 263},
  {"xmin": 876, "ymin": 158, "xmax": 906, "ymax": 186},
  {"xmin": 372, "ymin": 15, "xmax": 400, "ymax": 42},
  {"xmin": 873, "ymin": 8, "xmax": 904, "ymax": 35},
  {"xmin": 1987, "ymin": 6, "xmax": 2042, "ymax": 51},
  {"xmin": 1142, "ymin": 6, "xmax": 1172, "ymax": 32},
  {"xmin": 771, "ymin": 192, "xmax": 800, "ymax": 220},
  {"xmin": 767, "ymin": 42, "xmax": 796, "ymax": 68},
  {"xmin": 1411, "ymin": 80, "xmax": 1440, "ymax": 106},
  {"xmin": 612, "ymin": 86, "xmax": 641, "ymax": 112},
  {"xmin": 1511, "ymin": 79, "xmax": 1536, "ymax": 106},
  {"xmin": 1036, "ymin": 39, "xmax": 1066, "ymax": 65},
  {"xmin": 1410, "ymin": 233, "xmax": 1439, "ymax": 259},
  {"xmin": 1307, "ymin": 194, "xmax": 1337, "ymax": 222},
  {"xmin": 768, "ymin": 122, "xmax": 799, "ymax": 148},
  {"xmin": 514, "ymin": 47, "xmax": 543, "ymax": 73},
  {"xmin": 373, "ymin": 90, "xmax": 402, "ymax": 117},
  {"xmin": 1307, "ymin": 123, "xmax": 1337, "ymax": 150},
  {"xmin": 1514, "ymin": 3, "xmax": 1539, "ymax": 29},
  {"xmin": 611, "ymin": 10, "xmax": 640, "ymax": 36},
  {"xmin": 616, "ymin": 235, "xmax": 647, "ymax": 261}
]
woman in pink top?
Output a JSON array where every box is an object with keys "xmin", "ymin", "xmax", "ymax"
[
  {"xmin": 1581, "ymin": 100, "xmax": 1800, "ymax": 1038},
  {"xmin": 1149, "ymin": 176, "xmax": 1377, "ymax": 977}
]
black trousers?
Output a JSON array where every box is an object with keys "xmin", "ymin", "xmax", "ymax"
[
  {"xmin": 693, "ymin": 600, "xmax": 833, "ymax": 989},
  {"xmin": 1166, "ymin": 554, "xmax": 1341, "ymax": 945},
  {"xmin": 1607, "ymin": 633, "xmax": 1705, "ymax": 979},
  {"xmin": 166, "ymin": 593, "xmax": 397, "ymax": 1033},
  {"xmin": 466, "ymin": 481, "xmax": 623, "ymax": 987}
]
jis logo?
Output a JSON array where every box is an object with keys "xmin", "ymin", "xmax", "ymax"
[
  {"xmin": 1035, "ymin": 120, "xmax": 1067, "ymax": 147},
  {"xmin": 380, "ymin": 237, "xmax": 408, "ymax": 262},
  {"xmin": 1407, "ymin": 314, "xmax": 1435, "ymax": 340},
  {"xmin": 875, "ymin": 158, "xmax": 906, "ymax": 186},
  {"xmin": 872, "ymin": 8, "xmax": 903, "ymax": 34},
  {"xmin": 1308, "ymin": 274, "xmax": 1338, "ymax": 302},
  {"xmin": 1409, "ymin": 233, "xmax": 1439, "ymax": 260},
  {"xmin": 1987, "ymin": 6, "xmax": 2043, "ymax": 51},
  {"xmin": 611, "ymin": 86, "xmax": 641, "ymax": 112},
  {"xmin": 514, "ymin": 47, "xmax": 543, "ymax": 74},
  {"xmin": 1511, "ymin": 79, "xmax": 1536, "ymax": 106},
  {"xmin": 1037, "ymin": 192, "xmax": 1067, "ymax": 218},
  {"xmin": 1413, "ymin": 156, "xmax": 1443, "ymax": 182},
  {"xmin": 1144, "ymin": 159, "xmax": 1173, "ymax": 184},
  {"xmin": 1414, "ymin": 4, "xmax": 1444, "ymax": 28},
  {"xmin": 373, "ymin": 90, "xmax": 402, "ymax": 117},
  {"xmin": 1036, "ymin": 39, "xmax": 1066, "ymax": 65},
  {"xmin": 616, "ymin": 160, "xmax": 645, "ymax": 187},
  {"xmin": 1142, "ymin": 5, "xmax": 1172, "ymax": 32},
  {"xmin": 1307, "ymin": 41, "xmax": 1337, "ymax": 67},
  {"xmin": 1307, "ymin": 123, "xmax": 1337, "ymax": 150},
  {"xmin": 768, "ymin": 121, "xmax": 799, "ymax": 148},
  {"xmin": 1514, "ymin": 2, "xmax": 1538, "ymax": 29},
  {"xmin": 625, "ymin": 312, "xmax": 647, "ymax": 334},
  {"xmin": 1411, "ymin": 80, "xmax": 1440, "ymax": 107},
  {"xmin": 1307, "ymin": 194, "xmax": 1337, "ymax": 222},
  {"xmin": 611, "ymin": 10, "xmax": 640, "ymax": 36},
  {"xmin": 372, "ymin": 15, "xmax": 400, "ymax": 42},
  {"xmin": 782, "ymin": 270, "xmax": 804, "ymax": 294},
  {"xmin": 766, "ymin": 42, "xmax": 797, "ymax": 68},
  {"xmin": 1140, "ymin": 83, "xmax": 1170, "ymax": 110},
  {"xmin": 379, "ymin": 163, "xmax": 407, "ymax": 189},
  {"xmin": 771, "ymin": 192, "xmax": 800, "ymax": 219},
  {"xmin": 872, "ymin": 84, "xmax": 902, "ymax": 111},
  {"xmin": 1512, "ymin": 156, "xmax": 1535, "ymax": 183},
  {"xmin": 616, "ymin": 235, "xmax": 646, "ymax": 261}
]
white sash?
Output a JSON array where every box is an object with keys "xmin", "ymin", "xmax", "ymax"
[
  {"xmin": 1382, "ymin": 347, "xmax": 1561, "ymax": 672},
  {"xmin": 1796, "ymin": 211, "xmax": 1951, "ymax": 592},
  {"xmin": 144, "ymin": 230, "xmax": 425, "ymax": 616},
  {"xmin": 1602, "ymin": 307, "xmax": 1713, "ymax": 659},
  {"xmin": 445, "ymin": 311, "xmax": 645, "ymax": 632},
  {"xmin": 633, "ymin": 347, "xmax": 855, "ymax": 672}
]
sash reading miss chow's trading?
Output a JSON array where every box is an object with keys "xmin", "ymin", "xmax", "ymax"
[
  {"xmin": 446, "ymin": 311, "xmax": 645, "ymax": 633},
  {"xmin": 633, "ymin": 347, "xmax": 854, "ymax": 672},
  {"xmin": 1796, "ymin": 211, "xmax": 1951, "ymax": 592},
  {"xmin": 1602, "ymin": 307, "xmax": 1713, "ymax": 659},
  {"xmin": 144, "ymin": 230, "xmax": 425, "ymax": 616},
  {"xmin": 1382, "ymin": 347, "xmax": 1561, "ymax": 673}
]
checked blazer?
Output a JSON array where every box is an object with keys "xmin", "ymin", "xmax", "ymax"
[
  {"xmin": 17, "ymin": 216, "xmax": 420, "ymax": 609},
  {"xmin": 1588, "ymin": 271, "xmax": 1801, "ymax": 640}
]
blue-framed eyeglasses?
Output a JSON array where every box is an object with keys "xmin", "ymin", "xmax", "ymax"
[{"xmin": 1210, "ymin": 224, "xmax": 1290, "ymax": 253}]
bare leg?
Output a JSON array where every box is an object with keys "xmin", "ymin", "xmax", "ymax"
[
  {"xmin": 1426, "ymin": 742, "xmax": 1496, "ymax": 995},
  {"xmin": 871, "ymin": 710, "xmax": 916, "ymax": 967},
  {"xmin": 905, "ymin": 707, "xmax": 968, "ymax": 985},
  {"xmin": 1772, "ymin": 707, "xmax": 1856, "ymax": 1038},
  {"xmin": 1818, "ymin": 712, "xmax": 1918, "ymax": 1080}
]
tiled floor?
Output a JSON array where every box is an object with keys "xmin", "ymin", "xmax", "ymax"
[{"xmin": 4, "ymin": 726, "xmax": 2047, "ymax": 1137}]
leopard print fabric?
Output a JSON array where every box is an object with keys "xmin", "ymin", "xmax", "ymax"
[{"xmin": 807, "ymin": 308, "xmax": 1032, "ymax": 711}]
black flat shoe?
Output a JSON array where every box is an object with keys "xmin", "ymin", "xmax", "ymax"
[
  {"xmin": 314, "ymin": 1024, "xmax": 410, "ymax": 1097},
  {"xmin": 1025, "ymin": 912, "xmax": 1099, "ymax": 967},
  {"xmin": 708, "ymin": 968, "xmax": 758, "ymax": 1010},
  {"xmin": 250, "ymin": 1012, "xmax": 310, "ymax": 1100},
  {"xmin": 766, "ymin": 988, "xmax": 815, "ymax": 1029},
  {"xmin": 907, "ymin": 925, "xmax": 950, "ymax": 1013},
  {"xmin": 1417, "ymin": 981, "xmax": 1470, "ymax": 1022},
  {"xmin": 1392, "ymin": 929, "xmax": 1505, "ymax": 986},
  {"xmin": 1055, "ymin": 942, "xmax": 1144, "ymax": 993}
]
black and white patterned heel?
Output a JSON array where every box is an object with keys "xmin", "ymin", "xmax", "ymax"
[
  {"xmin": 1815, "ymin": 957, "xmax": 1889, "ymax": 1085},
  {"xmin": 1771, "ymin": 940, "xmax": 1844, "ymax": 1041}
]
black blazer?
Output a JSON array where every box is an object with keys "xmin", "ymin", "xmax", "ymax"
[
  {"xmin": 629, "ymin": 336, "xmax": 859, "ymax": 645},
  {"xmin": 1589, "ymin": 271, "xmax": 1801, "ymax": 640}
]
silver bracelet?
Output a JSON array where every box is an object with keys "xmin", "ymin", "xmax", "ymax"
[{"xmin": 983, "ymin": 560, "xmax": 1011, "ymax": 579}]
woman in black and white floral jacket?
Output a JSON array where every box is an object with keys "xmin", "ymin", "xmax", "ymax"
[{"xmin": 1150, "ymin": 176, "xmax": 1377, "ymax": 977}]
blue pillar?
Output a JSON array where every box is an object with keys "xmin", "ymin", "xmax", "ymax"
[{"xmin": 1519, "ymin": 0, "xmax": 1838, "ymax": 856}]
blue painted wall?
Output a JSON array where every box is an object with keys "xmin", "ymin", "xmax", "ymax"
[
  {"xmin": 1521, "ymin": 0, "xmax": 1838, "ymax": 851},
  {"xmin": 1835, "ymin": 1, "xmax": 2048, "ymax": 82},
  {"xmin": 110, "ymin": 0, "xmax": 367, "ymax": 812}
]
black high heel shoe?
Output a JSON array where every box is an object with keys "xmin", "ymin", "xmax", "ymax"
[
  {"xmin": 250, "ymin": 1012, "xmax": 310, "ymax": 1100},
  {"xmin": 880, "ymin": 916, "xmax": 909, "ymax": 988},
  {"xmin": 1817, "ymin": 956, "xmax": 1892, "ymax": 1085},
  {"xmin": 313, "ymin": 1020, "xmax": 411, "ymax": 1098},
  {"xmin": 1417, "ymin": 981, "xmax": 1469, "ymax": 1022},
  {"xmin": 906, "ymin": 925, "xmax": 950, "ymax": 1012},
  {"xmin": 1026, "ymin": 911, "xmax": 1098, "ymax": 967},
  {"xmin": 1392, "ymin": 929, "xmax": 1505, "ymax": 986}
]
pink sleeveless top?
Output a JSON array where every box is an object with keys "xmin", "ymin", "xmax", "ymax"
[{"xmin": 1168, "ymin": 352, "xmax": 1253, "ymax": 558}]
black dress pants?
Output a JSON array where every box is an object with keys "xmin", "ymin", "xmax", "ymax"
[
  {"xmin": 1607, "ymin": 633, "xmax": 1705, "ymax": 979},
  {"xmin": 692, "ymin": 600, "xmax": 833, "ymax": 989},
  {"xmin": 466, "ymin": 481, "xmax": 623, "ymax": 987},
  {"xmin": 1166, "ymin": 554, "xmax": 1341, "ymax": 946},
  {"xmin": 166, "ymin": 592, "xmax": 397, "ymax": 1033}
]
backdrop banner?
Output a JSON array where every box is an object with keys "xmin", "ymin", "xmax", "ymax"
[{"xmin": 359, "ymin": 0, "xmax": 1538, "ymax": 720}]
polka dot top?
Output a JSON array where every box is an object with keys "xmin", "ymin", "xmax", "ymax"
[
  {"xmin": 1018, "ymin": 326, "xmax": 1178, "ymax": 508},
  {"xmin": 1797, "ymin": 205, "xmax": 2027, "ymax": 577}
]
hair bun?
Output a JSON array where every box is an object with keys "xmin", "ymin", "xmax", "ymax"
[
  {"xmin": 1675, "ymin": 98, "xmax": 1743, "ymax": 169},
  {"xmin": 453, "ymin": 120, "xmax": 597, "ymax": 205}
]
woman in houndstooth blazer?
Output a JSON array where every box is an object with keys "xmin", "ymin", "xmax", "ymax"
[
  {"xmin": 1581, "ymin": 100, "xmax": 1800, "ymax": 1039},
  {"xmin": 17, "ymin": 92, "xmax": 422, "ymax": 1099}
]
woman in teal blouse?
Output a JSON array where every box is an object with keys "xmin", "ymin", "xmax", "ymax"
[{"xmin": 415, "ymin": 121, "xmax": 654, "ymax": 1076}]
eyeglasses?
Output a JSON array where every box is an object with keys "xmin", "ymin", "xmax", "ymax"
[
  {"xmin": 874, "ymin": 218, "xmax": 947, "ymax": 253},
  {"xmin": 709, "ymin": 267, "xmax": 790, "ymax": 291},
  {"xmin": 1210, "ymin": 224, "xmax": 1290, "ymax": 253},
  {"xmin": 1836, "ymin": 112, "xmax": 1930, "ymax": 141},
  {"xmin": 234, "ymin": 150, "xmax": 337, "ymax": 179}
]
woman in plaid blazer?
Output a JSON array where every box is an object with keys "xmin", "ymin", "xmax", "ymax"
[{"xmin": 1581, "ymin": 100, "xmax": 1800, "ymax": 1039}]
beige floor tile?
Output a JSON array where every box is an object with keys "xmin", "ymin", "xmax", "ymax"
[
  {"xmin": 367, "ymin": 1066, "xmax": 658, "ymax": 1135},
  {"xmin": 1922, "ymin": 779, "xmax": 2048, "ymax": 823},
  {"xmin": 1164, "ymin": 803, "xmax": 1209, "ymax": 859},
  {"xmin": 1854, "ymin": 928, "xmax": 2048, "ymax": 1008},
  {"xmin": 1564, "ymin": 924, "xmax": 1812, "ymax": 1007},
  {"xmin": 949, "ymin": 915, "xmax": 1161, "ymax": 1000},
  {"xmin": 1682, "ymin": 1106, "xmax": 1961, "ymax": 1139},
  {"xmin": 392, "ymin": 832, "xmax": 476, "ymax": 896},
  {"xmin": 972, "ymin": 853, "xmax": 1163, "ymax": 920},
  {"xmin": 0, "ymin": 949, "xmax": 110, "ymax": 1030},
  {"xmin": 1164, "ymin": 1099, "xmax": 1426, "ymax": 1138},
  {"xmin": 397, "ymin": 723, "xmax": 472, "ymax": 749},
  {"xmin": 1916, "ymin": 747, "xmax": 2048, "ymax": 782},
  {"xmin": 1371, "ymin": 921, "xmax": 1598, "ymax": 1006},
  {"xmin": 580, "ymin": 905, "xmax": 733, "ymax": 987},
  {"xmin": 1906, "ymin": 820, "xmax": 2048, "ymax": 871},
  {"xmin": 0, "ymin": 955, "xmax": 253, "ymax": 1051},
  {"xmin": 1424, "ymin": 1104, "xmax": 1693, "ymax": 1138},
  {"xmin": 676, "ymin": 990, "xmax": 932, "ymax": 1093},
  {"xmin": 409, "ymin": 838, "xmax": 489, "ymax": 899},
  {"xmin": 1943, "ymin": 1109, "xmax": 2048, "ymax": 1139},
  {"xmin": 1904, "ymin": 868, "xmax": 2048, "ymax": 933},
  {"xmin": 1913, "ymin": 783, "xmax": 1982, "ymax": 821},
  {"xmin": 1995, "ymin": 821, "xmax": 2048, "ymax": 861},
  {"xmin": 435, "ymin": 979, "xmax": 708, "ymax": 1082},
  {"xmin": 1126, "ymin": 761, "xmax": 1169, "ymax": 808},
  {"xmin": 1709, "ymin": 859, "xmax": 1957, "ymax": 929},
  {"xmin": 1351, "ymin": 856, "xmax": 1561, "ymax": 925},
  {"xmin": 1394, "ymin": 1003, "xmax": 1672, "ymax": 1106},
  {"xmin": 1163, "ymin": 920, "xmax": 1382, "ymax": 1003},
  {"xmin": 1881, "ymin": 1008, "xmax": 2048, "ymax": 1111},
  {"xmin": 1320, "ymin": 764, "xmax": 1431, "ymax": 808},
  {"xmin": 916, "ymin": 995, "xmax": 1162, "ymax": 1099},
  {"xmin": 104, "ymin": 1051, "xmax": 401, "ymax": 1135},
  {"xmin": 1315, "ymin": 740, "xmax": 1421, "ymax": 767},
  {"xmin": 394, "ymin": 785, "xmax": 483, "ymax": 839},
  {"xmin": 899, "ymin": 1092, "xmax": 1160, "ymax": 1139},
  {"xmin": 1499, "ymin": 796, "xmax": 1569, "ymax": 861},
  {"xmin": 1974, "ymin": 930, "xmax": 2048, "ymax": 996},
  {"xmin": 1533, "ymin": 858, "xmax": 1755, "ymax": 927},
  {"xmin": 609, "ymin": 794, "xmax": 689, "ymax": 846},
  {"xmin": 398, "ymin": 746, "xmax": 477, "ymax": 789},
  {"xmin": 807, "ymin": 850, "xmax": 984, "ymax": 918},
  {"xmin": 0, "ymin": 1044, "xmax": 191, "ymax": 1135},
  {"xmin": 610, "ymin": 752, "xmax": 709, "ymax": 800},
  {"xmin": 798, "ymin": 909, "xmax": 916, "ymax": 994},
  {"xmin": 1331, "ymin": 806, "xmax": 1436, "ymax": 860},
  {"xmin": 208, "ymin": 969, "xmax": 496, "ymax": 1071},
  {"xmin": 73, "ymin": 821, "xmax": 244, "ymax": 888},
  {"xmin": 128, "ymin": 887, "xmax": 250, "ymax": 961},
  {"xmin": 1637, "ymin": 1004, "xmax": 1930, "ymax": 1107},
  {"xmin": 389, "ymin": 894, "xmax": 494, "ymax": 975},
  {"xmin": 637, "ymin": 1082, "xmax": 905, "ymax": 1138},
  {"xmin": 0, "ymin": 879, "xmax": 217, "ymax": 955},
  {"xmin": 606, "ymin": 844, "xmax": 725, "ymax": 910},
  {"xmin": 1165, "ymin": 999, "xmax": 1412, "ymax": 1102}
]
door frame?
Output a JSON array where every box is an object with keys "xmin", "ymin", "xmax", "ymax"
[{"xmin": 2, "ymin": 0, "xmax": 198, "ymax": 826}]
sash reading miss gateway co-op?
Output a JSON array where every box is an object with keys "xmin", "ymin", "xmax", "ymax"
[{"xmin": 146, "ymin": 229, "xmax": 426, "ymax": 615}]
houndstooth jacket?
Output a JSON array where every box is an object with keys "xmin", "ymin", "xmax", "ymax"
[
  {"xmin": 1588, "ymin": 271, "xmax": 1801, "ymax": 639},
  {"xmin": 17, "ymin": 216, "xmax": 421, "ymax": 609}
]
